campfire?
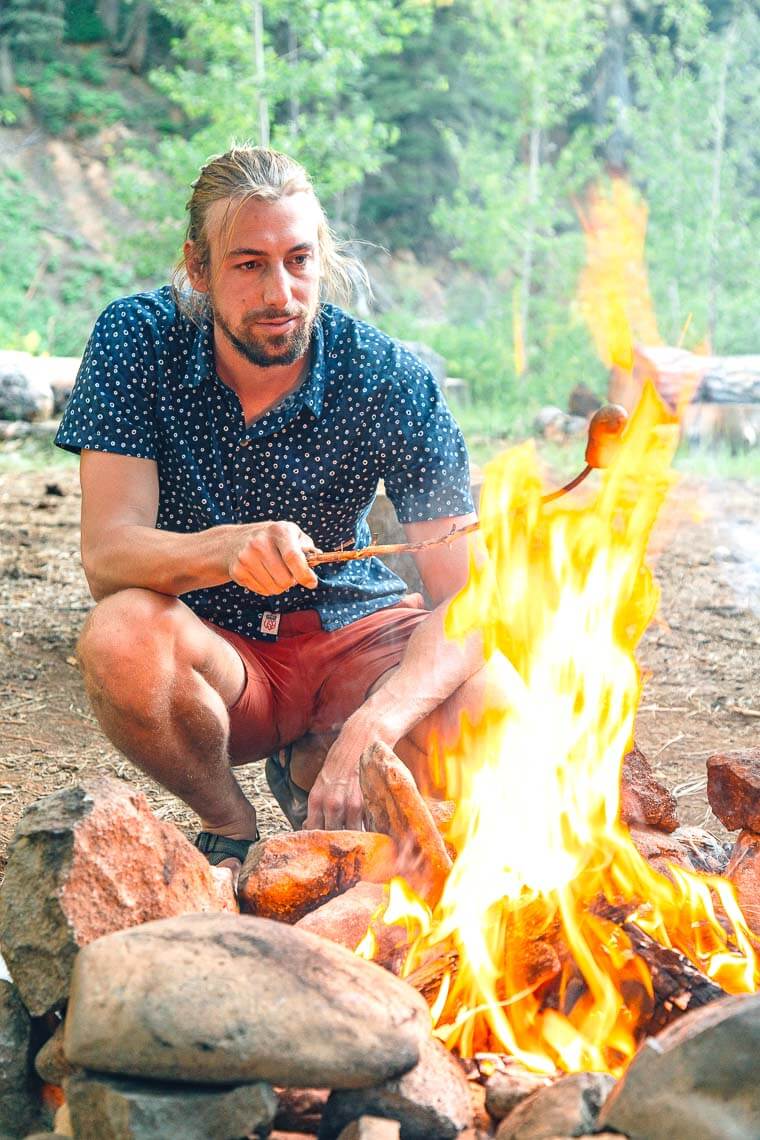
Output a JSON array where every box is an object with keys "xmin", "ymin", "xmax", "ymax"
[
  {"xmin": 356, "ymin": 383, "xmax": 758, "ymax": 1079},
  {"xmin": 1, "ymin": 179, "xmax": 759, "ymax": 1138}
]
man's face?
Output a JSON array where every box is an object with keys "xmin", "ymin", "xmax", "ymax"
[{"xmin": 190, "ymin": 191, "xmax": 322, "ymax": 368}]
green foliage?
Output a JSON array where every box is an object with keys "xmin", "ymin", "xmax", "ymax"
[{"xmin": 0, "ymin": 0, "xmax": 65, "ymax": 62}]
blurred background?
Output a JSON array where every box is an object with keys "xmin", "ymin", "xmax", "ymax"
[{"xmin": 0, "ymin": 0, "xmax": 757, "ymax": 461}]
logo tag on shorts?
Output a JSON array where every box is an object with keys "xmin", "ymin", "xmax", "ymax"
[{"xmin": 260, "ymin": 611, "xmax": 281, "ymax": 637}]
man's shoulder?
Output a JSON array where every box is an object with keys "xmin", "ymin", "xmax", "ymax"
[
  {"xmin": 94, "ymin": 286, "xmax": 191, "ymax": 345},
  {"xmin": 320, "ymin": 304, "xmax": 434, "ymax": 388}
]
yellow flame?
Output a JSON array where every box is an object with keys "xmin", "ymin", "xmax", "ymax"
[
  {"xmin": 370, "ymin": 385, "xmax": 757, "ymax": 1075},
  {"xmin": 577, "ymin": 177, "xmax": 661, "ymax": 371}
]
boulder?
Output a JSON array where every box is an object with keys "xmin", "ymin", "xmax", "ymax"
[
  {"xmin": 621, "ymin": 746, "xmax": 678, "ymax": 832},
  {"xmin": 629, "ymin": 824, "xmax": 727, "ymax": 876},
  {"xmin": 238, "ymin": 830, "xmax": 398, "ymax": 923},
  {"xmin": 319, "ymin": 1037, "xmax": 472, "ymax": 1140},
  {"xmin": 598, "ymin": 992, "xmax": 760, "ymax": 1139},
  {"xmin": 399, "ymin": 342, "xmax": 446, "ymax": 385},
  {"xmin": 0, "ymin": 977, "xmax": 44, "ymax": 1137},
  {"xmin": 295, "ymin": 881, "xmax": 408, "ymax": 970},
  {"xmin": 0, "ymin": 351, "xmax": 55, "ymax": 421},
  {"xmin": 484, "ymin": 1067, "xmax": 553, "ymax": 1121},
  {"xmin": 495, "ymin": 1072, "xmax": 614, "ymax": 1139},
  {"xmin": 725, "ymin": 830, "xmax": 760, "ymax": 935},
  {"xmin": 64, "ymin": 913, "xmax": 431, "ymax": 1088},
  {"xmin": 0, "ymin": 778, "xmax": 233, "ymax": 1016},
  {"xmin": 706, "ymin": 750, "xmax": 760, "ymax": 833},
  {"xmin": 65, "ymin": 1071, "xmax": 277, "ymax": 1140}
]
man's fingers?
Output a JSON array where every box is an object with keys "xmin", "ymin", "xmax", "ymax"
[{"xmin": 281, "ymin": 544, "xmax": 318, "ymax": 590}]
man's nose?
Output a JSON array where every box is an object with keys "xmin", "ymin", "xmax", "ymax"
[{"xmin": 262, "ymin": 264, "xmax": 292, "ymax": 309}]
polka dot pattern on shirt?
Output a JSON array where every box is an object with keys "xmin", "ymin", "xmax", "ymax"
[{"xmin": 56, "ymin": 288, "xmax": 474, "ymax": 639}]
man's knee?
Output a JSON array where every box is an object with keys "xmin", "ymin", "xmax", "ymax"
[{"xmin": 77, "ymin": 588, "xmax": 189, "ymax": 695}]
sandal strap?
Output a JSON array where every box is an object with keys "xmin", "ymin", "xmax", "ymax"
[{"xmin": 194, "ymin": 831, "xmax": 259, "ymax": 864}]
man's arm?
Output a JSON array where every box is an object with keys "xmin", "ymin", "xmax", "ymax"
[
  {"xmin": 305, "ymin": 511, "xmax": 483, "ymax": 830},
  {"xmin": 79, "ymin": 450, "xmax": 319, "ymax": 601}
]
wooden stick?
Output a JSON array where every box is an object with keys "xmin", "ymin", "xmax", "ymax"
[{"xmin": 306, "ymin": 522, "xmax": 480, "ymax": 567}]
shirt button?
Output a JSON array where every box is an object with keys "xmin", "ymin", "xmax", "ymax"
[{"xmin": 239, "ymin": 438, "xmax": 251, "ymax": 448}]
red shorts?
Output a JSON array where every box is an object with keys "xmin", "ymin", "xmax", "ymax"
[{"xmin": 206, "ymin": 597, "xmax": 430, "ymax": 761}]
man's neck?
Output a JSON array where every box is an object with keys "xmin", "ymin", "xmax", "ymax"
[{"xmin": 213, "ymin": 332, "xmax": 310, "ymax": 426}]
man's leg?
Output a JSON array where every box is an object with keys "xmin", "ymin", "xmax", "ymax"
[{"xmin": 77, "ymin": 588, "xmax": 259, "ymax": 843}]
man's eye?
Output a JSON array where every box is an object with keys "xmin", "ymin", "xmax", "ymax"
[
  {"xmin": 238, "ymin": 261, "xmax": 261, "ymax": 270},
  {"xmin": 290, "ymin": 255, "xmax": 310, "ymax": 267}
]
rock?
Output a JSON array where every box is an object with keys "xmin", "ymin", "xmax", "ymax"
[
  {"xmin": 319, "ymin": 1037, "xmax": 472, "ymax": 1139},
  {"xmin": 673, "ymin": 825, "xmax": 729, "ymax": 875},
  {"xmin": 53, "ymin": 1102, "xmax": 73, "ymax": 1135},
  {"xmin": 0, "ymin": 351, "xmax": 55, "ymax": 421},
  {"xmin": 484, "ymin": 1067, "xmax": 553, "ymax": 1121},
  {"xmin": 295, "ymin": 881, "xmax": 408, "ymax": 969},
  {"xmin": 495, "ymin": 1072, "xmax": 615, "ymax": 1139},
  {"xmin": 568, "ymin": 383, "xmax": 602, "ymax": 418},
  {"xmin": 706, "ymin": 749, "xmax": 760, "ymax": 833},
  {"xmin": 209, "ymin": 866, "xmax": 240, "ymax": 913},
  {"xmin": 64, "ymin": 1071, "xmax": 277, "ymax": 1140},
  {"xmin": 621, "ymin": 746, "xmax": 678, "ymax": 833},
  {"xmin": 64, "ymin": 913, "xmax": 431, "ymax": 1088},
  {"xmin": 274, "ymin": 1087, "xmax": 329, "ymax": 1133},
  {"xmin": 598, "ymin": 992, "xmax": 760, "ymax": 1139},
  {"xmin": 36, "ymin": 1022, "xmax": 76, "ymax": 1086},
  {"xmin": 725, "ymin": 830, "xmax": 760, "ymax": 934},
  {"xmin": 359, "ymin": 742, "xmax": 452, "ymax": 905},
  {"xmin": 0, "ymin": 778, "xmax": 231, "ymax": 1015},
  {"xmin": 0, "ymin": 978, "xmax": 44, "ymax": 1137},
  {"xmin": 238, "ymin": 830, "xmax": 398, "ymax": 923},
  {"xmin": 629, "ymin": 824, "xmax": 726, "ymax": 876},
  {"xmin": 338, "ymin": 1118, "xmax": 401, "ymax": 1140}
]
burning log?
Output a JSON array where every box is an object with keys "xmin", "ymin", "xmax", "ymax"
[{"xmin": 359, "ymin": 741, "xmax": 452, "ymax": 906}]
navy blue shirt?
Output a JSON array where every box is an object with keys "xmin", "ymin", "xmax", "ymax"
[{"xmin": 56, "ymin": 287, "xmax": 474, "ymax": 638}]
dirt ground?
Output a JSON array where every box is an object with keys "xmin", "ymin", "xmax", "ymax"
[{"xmin": 1, "ymin": 460, "xmax": 758, "ymax": 883}]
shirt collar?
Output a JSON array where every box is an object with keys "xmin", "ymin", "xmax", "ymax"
[{"xmin": 182, "ymin": 310, "xmax": 326, "ymax": 420}]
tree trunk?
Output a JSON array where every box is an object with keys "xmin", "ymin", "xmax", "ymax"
[
  {"xmin": 595, "ymin": 0, "xmax": 632, "ymax": 171},
  {"xmin": 121, "ymin": 1, "xmax": 150, "ymax": 74},
  {"xmin": 287, "ymin": 22, "xmax": 299, "ymax": 137},
  {"xmin": 97, "ymin": 0, "xmax": 121, "ymax": 44},
  {"xmin": 519, "ymin": 119, "xmax": 541, "ymax": 377},
  {"xmin": 707, "ymin": 23, "xmax": 736, "ymax": 350},
  {"xmin": 252, "ymin": 0, "xmax": 269, "ymax": 147},
  {"xmin": 0, "ymin": 37, "xmax": 14, "ymax": 96}
]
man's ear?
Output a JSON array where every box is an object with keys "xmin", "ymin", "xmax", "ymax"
[{"xmin": 184, "ymin": 241, "xmax": 209, "ymax": 293}]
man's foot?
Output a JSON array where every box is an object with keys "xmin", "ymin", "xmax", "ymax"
[
  {"xmin": 193, "ymin": 831, "xmax": 260, "ymax": 887},
  {"xmin": 265, "ymin": 746, "xmax": 309, "ymax": 830}
]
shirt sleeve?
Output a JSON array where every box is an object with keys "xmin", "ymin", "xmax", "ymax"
[
  {"xmin": 381, "ymin": 357, "xmax": 475, "ymax": 524},
  {"xmin": 54, "ymin": 297, "xmax": 159, "ymax": 459}
]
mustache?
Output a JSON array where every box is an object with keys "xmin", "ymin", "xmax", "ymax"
[{"xmin": 243, "ymin": 306, "xmax": 307, "ymax": 322}]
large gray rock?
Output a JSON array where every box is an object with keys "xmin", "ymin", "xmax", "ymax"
[
  {"xmin": 0, "ymin": 978, "xmax": 44, "ymax": 1138},
  {"xmin": 65, "ymin": 1071, "xmax": 277, "ymax": 1140},
  {"xmin": 64, "ymin": 912, "xmax": 431, "ymax": 1089},
  {"xmin": 495, "ymin": 1072, "xmax": 614, "ymax": 1139},
  {"xmin": 0, "ymin": 351, "xmax": 55, "ymax": 421},
  {"xmin": 319, "ymin": 1037, "xmax": 472, "ymax": 1140},
  {"xmin": 0, "ymin": 778, "xmax": 232, "ymax": 1016},
  {"xmin": 484, "ymin": 1067, "xmax": 553, "ymax": 1121},
  {"xmin": 399, "ymin": 341, "xmax": 446, "ymax": 384},
  {"xmin": 597, "ymin": 992, "xmax": 760, "ymax": 1139}
]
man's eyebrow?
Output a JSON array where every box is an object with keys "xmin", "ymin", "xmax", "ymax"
[{"xmin": 226, "ymin": 242, "xmax": 315, "ymax": 258}]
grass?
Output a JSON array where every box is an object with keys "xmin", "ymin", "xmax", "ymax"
[{"xmin": 0, "ymin": 434, "xmax": 78, "ymax": 474}]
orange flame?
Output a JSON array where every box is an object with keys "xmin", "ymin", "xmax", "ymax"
[{"xmin": 359, "ymin": 179, "xmax": 757, "ymax": 1076}]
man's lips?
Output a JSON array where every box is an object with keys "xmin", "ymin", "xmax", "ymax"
[{"xmin": 254, "ymin": 314, "xmax": 301, "ymax": 329}]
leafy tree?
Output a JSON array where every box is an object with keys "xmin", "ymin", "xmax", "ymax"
[{"xmin": 0, "ymin": 0, "xmax": 65, "ymax": 94}]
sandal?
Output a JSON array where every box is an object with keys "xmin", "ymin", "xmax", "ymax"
[
  {"xmin": 265, "ymin": 745, "xmax": 309, "ymax": 831},
  {"xmin": 193, "ymin": 831, "xmax": 260, "ymax": 866}
]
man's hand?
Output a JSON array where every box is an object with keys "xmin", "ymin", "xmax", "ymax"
[
  {"xmin": 227, "ymin": 521, "xmax": 319, "ymax": 595},
  {"xmin": 304, "ymin": 713, "xmax": 386, "ymax": 831}
]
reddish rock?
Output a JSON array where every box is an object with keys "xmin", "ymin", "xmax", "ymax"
[
  {"xmin": 620, "ymin": 745, "xmax": 679, "ymax": 833},
  {"xmin": 295, "ymin": 881, "xmax": 408, "ymax": 969},
  {"xmin": 707, "ymin": 749, "xmax": 760, "ymax": 833},
  {"xmin": 0, "ymin": 778, "xmax": 232, "ymax": 1016},
  {"xmin": 725, "ymin": 830, "xmax": 760, "ymax": 935},
  {"xmin": 359, "ymin": 741, "xmax": 452, "ymax": 905},
  {"xmin": 238, "ymin": 831, "xmax": 398, "ymax": 923}
]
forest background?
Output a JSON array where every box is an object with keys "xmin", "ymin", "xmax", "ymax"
[{"xmin": 0, "ymin": 0, "xmax": 757, "ymax": 446}]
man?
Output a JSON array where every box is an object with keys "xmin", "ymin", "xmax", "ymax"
[{"xmin": 56, "ymin": 145, "xmax": 486, "ymax": 878}]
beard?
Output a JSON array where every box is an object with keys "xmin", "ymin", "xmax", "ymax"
[{"xmin": 212, "ymin": 302, "xmax": 316, "ymax": 368}]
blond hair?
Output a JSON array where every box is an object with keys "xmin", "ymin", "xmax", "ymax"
[{"xmin": 173, "ymin": 144, "xmax": 368, "ymax": 324}]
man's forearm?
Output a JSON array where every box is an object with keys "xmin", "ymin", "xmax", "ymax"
[
  {"xmin": 84, "ymin": 523, "xmax": 242, "ymax": 601},
  {"xmin": 352, "ymin": 601, "xmax": 484, "ymax": 745}
]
